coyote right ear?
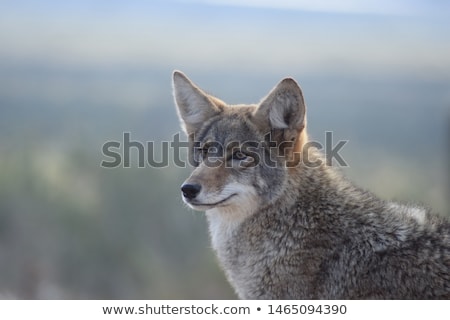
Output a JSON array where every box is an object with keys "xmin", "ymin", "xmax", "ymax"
[
  {"xmin": 253, "ymin": 77, "xmax": 306, "ymax": 142},
  {"xmin": 172, "ymin": 71, "xmax": 221, "ymax": 136}
]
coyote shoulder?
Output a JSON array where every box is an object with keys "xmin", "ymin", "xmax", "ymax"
[{"xmin": 172, "ymin": 70, "xmax": 450, "ymax": 299}]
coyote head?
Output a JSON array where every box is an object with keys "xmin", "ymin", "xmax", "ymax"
[{"xmin": 172, "ymin": 71, "xmax": 307, "ymax": 217}]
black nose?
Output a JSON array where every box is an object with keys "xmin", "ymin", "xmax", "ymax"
[{"xmin": 181, "ymin": 183, "xmax": 201, "ymax": 200}]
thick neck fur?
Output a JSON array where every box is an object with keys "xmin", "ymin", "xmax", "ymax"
[
  {"xmin": 200, "ymin": 136, "xmax": 448, "ymax": 300},
  {"xmin": 205, "ymin": 149, "xmax": 363, "ymax": 298},
  {"xmin": 205, "ymin": 148, "xmax": 367, "ymax": 257}
]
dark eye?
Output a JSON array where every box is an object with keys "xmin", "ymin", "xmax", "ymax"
[
  {"xmin": 195, "ymin": 147, "xmax": 207, "ymax": 161},
  {"xmin": 232, "ymin": 151, "xmax": 247, "ymax": 161}
]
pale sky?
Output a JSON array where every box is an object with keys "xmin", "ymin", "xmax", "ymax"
[
  {"xmin": 180, "ymin": 0, "xmax": 446, "ymax": 16},
  {"xmin": 0, "ymin": 0, "xmax": 449, "ymax": 77}
]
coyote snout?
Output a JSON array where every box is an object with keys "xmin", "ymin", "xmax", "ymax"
[
  {"xmin": 180, "ymin": 158, "xmax": 260, "ymax": 220},
  {"xmin": 172, "ymin": 70, "xmax": 450, "ymax": 299}
]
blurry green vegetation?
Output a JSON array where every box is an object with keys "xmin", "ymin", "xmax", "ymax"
[{"xmin": 0, "ymin": 129, "xmax": 234, "ymax": 299}]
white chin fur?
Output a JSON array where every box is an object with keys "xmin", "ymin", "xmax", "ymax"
[{"xmin": 204, "ymin": 184, "xmax": 259, "ymax": 252}]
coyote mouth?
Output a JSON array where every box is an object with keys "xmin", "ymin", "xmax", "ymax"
[{"xmin": 188, "ymin": 193, "xmax": 237, "ymax": 208}]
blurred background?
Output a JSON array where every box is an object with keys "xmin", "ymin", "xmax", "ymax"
[{"xmin": 0, "ymin": 0, "xmax": 449, "ymax": 299}]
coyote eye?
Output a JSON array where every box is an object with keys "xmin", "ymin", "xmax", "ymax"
[
  {"xmin": 194, "ymin": 147, "xmax": 207, "ymax": 162},
  {"xmin": 232, "ymin": 151, "xmax": 247, "ymax": 161},
  {"xmin": 200, "ymin": 147, "xmax": 209, "ymax": 159}
]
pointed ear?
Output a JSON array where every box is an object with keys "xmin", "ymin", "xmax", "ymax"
[
  {"xmin": 253, "ymin": 78, "xmax": 306, "ymax": 140},
  {"xmin": 172, "ymin": 71, "xmax": 221, "ymax": 135}
]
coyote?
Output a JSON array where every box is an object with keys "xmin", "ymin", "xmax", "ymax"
[{"xmin": 172, "ymin": 70, "xmax": 450, "ymax": 299}]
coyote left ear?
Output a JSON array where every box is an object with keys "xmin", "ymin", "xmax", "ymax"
[
  {"xmin": 253, "ymin": 78, "xmax": 306, "ymax": 142},
  {"xmin": 172, "ymin": 70, "xmax": 221, "ymax": 136}
]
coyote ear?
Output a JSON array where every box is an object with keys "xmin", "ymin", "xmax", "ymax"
[
  {"xmin": 253, "ymin": 78, "xmax": 306, "ymax": 141},
  {"xmin": 172, "ymin": 70, "xmax": 221, "ymax": 135}
]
